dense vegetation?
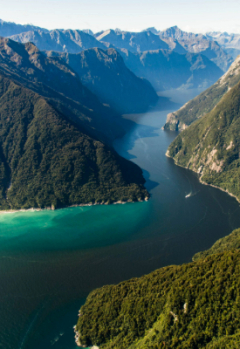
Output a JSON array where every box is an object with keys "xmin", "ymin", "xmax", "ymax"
[
  {"xmin": 0, "ymin": 37, "xmax": 126, "ymax": 143},
  {"xmin": 164, "ymin": 55, "xmax": 240, "ymax": 130},
  {"xmin": 47, "ymin": 48, "xmax": 158, "ymax": 114},
  {"xmin": 0, "ymin": 74, "xmax": 148, "ymax": 210},
  {"xmin": 193, "ymin": 228, "xmax": 240, "ymax": 261},
  {"xmin": 76, "ymin": 246, "xmax": 240, "ymax": 349},
  {"xmin": 167, "ymin": 80, "xmax": 240, "ymax": 201}
]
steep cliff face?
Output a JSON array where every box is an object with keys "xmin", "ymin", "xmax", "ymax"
[
  {"xmin": 164, "ymin": 55, "xmax": 240, "ymax": 131},
  {"xmin": 167, "ymin": 80, "xmax": 240, "ymax": 202},
  {"xmin": 164, "ymin": 107, "xmax": 189, "ymax": 131}
]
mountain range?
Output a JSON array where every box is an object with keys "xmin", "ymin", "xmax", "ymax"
[
  {"xmin": 9, "ymin": 29, "xmax": 225, "ymax": 91},
  {"xmin": 0, "ymin": 20, "xmax": 235, "ymax": 73},
  {"xmin": 94, "ymin": 26, "xmax": 233, "ymax": 72},
  {"xmin": 2, "ymin": 21, "xmax": 232, "ymax": 92},
  {"xmin": 95, "ymin": 29, "xmax": 170, "ymax": 52},
  {"xmin": 10, "ymin": 29, "xmax": 110, "ymax": 53}
]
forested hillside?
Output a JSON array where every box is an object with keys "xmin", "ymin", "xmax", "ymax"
[
  {"xmin": 0, "ymin": 74, "xmax": 148, "ymax": 210},
  {"xmin": 76, "ymin": 244, "xmax": 240, "ymax": 348}
]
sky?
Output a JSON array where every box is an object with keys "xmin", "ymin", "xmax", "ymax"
[{"xmin": 1, "ymin": 0, "xmax": 240, "ymax": 34}]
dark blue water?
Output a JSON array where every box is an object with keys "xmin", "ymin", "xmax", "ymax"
[{"xmin": 1, "ymin": 89, "xmax": 240, "ymax": 349}]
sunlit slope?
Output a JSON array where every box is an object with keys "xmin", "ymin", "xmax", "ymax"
[
  {"xmin": 167, "ymin": 80, "xmax": 240, "ymax": 201},
  {"xmin": 76, "ymin": 246, "xmax": 240, "ymax": 349}
]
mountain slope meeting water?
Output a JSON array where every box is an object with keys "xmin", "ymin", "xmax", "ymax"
[
  {"xmin": 0, "ymin": 73, "xmax": 148, "ymax": 210},
  {"xmin": 164, "ymin": 55, "xmax": 240, "ymax": 131},
  {"xmin": 167, "ymin": 79, "xmax": 240, "ymax": 202},
  {"xmin": 2, "ymin": 89, "xmax": 240, "ymax": 349},
  {"xmin": 76, "ymin": 242, "xmax": 240, "ymax": 349},
  {"xmin": 193, "ymin": 228, "xmax": 240, "ymax": 261}
]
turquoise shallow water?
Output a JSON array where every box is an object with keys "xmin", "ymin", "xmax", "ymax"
[
  {"xmin": 0, "ymin": 202, "xmax": 151, "ymax": 251},
  {"xmin": 1, "ymin": 89, "xmax": 240, "ymax": 349}
]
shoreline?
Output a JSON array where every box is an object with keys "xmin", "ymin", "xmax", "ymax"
[
  {"xmin": 74, "ymin": 324, "xmax": 99, "ymax": 349},
  {"xmin": 166, "ymin": 151, "xmax": 240, "ymax": 204},
  {"xmin": 199, "ymin": 176, "xmax": 240, "ymax": 204},
  {"xmin": 0, "ymin": 197, "xmax": 149, "ymax": 215}
]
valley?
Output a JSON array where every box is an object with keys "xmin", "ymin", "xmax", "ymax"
[
  {"xmin": 1, "ymin": 90, "xmax": 240, "ymax": 349},
  {"xmin": 0, "ymin": 13, "xmax": 240, "ymax": 349}
]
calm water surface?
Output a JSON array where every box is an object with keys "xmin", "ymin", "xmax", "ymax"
[{"xmin": 1, "ymin": 89, "xmax": 240, "ymax": 349}]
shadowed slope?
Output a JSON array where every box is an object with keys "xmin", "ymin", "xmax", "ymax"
[
  {"xmin": 47, "ymin": 48, "xmax": 158, "ymax": 114},
  {"xmin": 0, "ymin": 74, "xmax": 148, "ymax": 210}
]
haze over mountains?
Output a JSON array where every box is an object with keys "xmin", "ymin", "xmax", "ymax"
[
  {"xmin": 95, "ymin": 26, "xmax": 233, "ymax": 72},
  {"xmin": 0, "ymin": 17, "xmax": 237, "ymax": 95},
  {"xmin": 46, "ymin": 48, "xmax": 158, "ymax": 114},
  {"xmin": 6, "ymin": 29, "xmax": 224, "ymax": 92},
  {"xmin": 14, "ymin": 30, "xmax": 223, "ymax": 92},
  {"xmin": 11, "ymin": 29, "xmax": 109, "ymax": 53},
  {"xmin": 207, "ymin": 31, "xmax": 240, "ymax": 59},
  {"xmin": 119, "ymin": 49, "xmax": 222, "ymax": 91}
]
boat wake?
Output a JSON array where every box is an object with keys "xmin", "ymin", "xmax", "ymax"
[{"xmin": 185, "ymin": 190, "xmax": 200, "ymax": 199}]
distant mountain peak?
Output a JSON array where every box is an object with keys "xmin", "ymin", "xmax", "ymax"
[
  {"xmin": 82, "ymin": 29, "xmax": 94, "ymax": 35},
  {"xmin": 142, "ymin": 27, "xmax": 159, "ymax": 35},
  {"xmin": 161, "ymin": 25, "xmax": 182, "ymax": 34}
]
